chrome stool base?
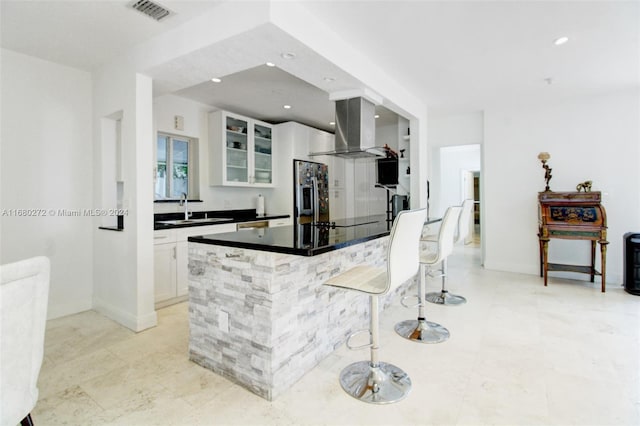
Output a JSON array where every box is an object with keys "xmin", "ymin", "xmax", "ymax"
[
  {"xmin": 339, "ymin": 361, "xmax": 412, "ymax": 404},
  {"xmin": 425, "ymin": 290, "xmax": 467, "ymax": 305},
  {"xmin": 394, "ymin": 319, "xmax": 450, "ymax": 343}
]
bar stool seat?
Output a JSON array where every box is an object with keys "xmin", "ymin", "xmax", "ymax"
[
  {"xmin": 395, "ymin": 206, "xmax": 461, "ymax": 343},
  {"xmin": 325, "ymin": 265, "xmax": 387, "ymax": 294},
  {"xmin": 324, "ymin": 208, "xmax": 428, "ymax": 404}
]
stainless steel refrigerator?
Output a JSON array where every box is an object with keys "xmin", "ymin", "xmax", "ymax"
[{"xmin": 293, "ymin": 159, "xmax": 329, "ymax": 224}]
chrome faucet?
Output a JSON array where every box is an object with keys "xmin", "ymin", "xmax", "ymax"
[{"xmin": 180, "ymin": 193, "xmax": 192, "ymax": 220}]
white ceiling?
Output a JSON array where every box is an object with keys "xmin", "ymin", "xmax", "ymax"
[
  {"xmin": 0, "ymin": 0, "xmax": 224, "ymax": 71},
  {"xmin": 2, "ymin": 0, "xmax": 638, "ymax": 128},
  {"xmin": 303, "ymin": 0, "xmax": 639, "ymax": 112}
]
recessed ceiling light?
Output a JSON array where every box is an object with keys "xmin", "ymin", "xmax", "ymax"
[
  {"xmin": 211, "ymin": 77, "xmax": 222, "ymax": 83},
  {"xmin": 374, "ymin": 114, "xmax": 380, "ymax": 119},
  {"xmin": 265, "ymin": 62, "xmax": 276, "ymax": 67},
  {"xmin": 329, "ymin": 121, "xmax": 335, "ymax": 126},
  {"xmin": 323, "ymin": 77, "xmax": 335, "ymax": 83},
  {"xmin": 554, "ymin": 36, "xmax": 569, "ymax": 45},
  {"xmin": 280, "ymin": 52, "xmax": 296, "ymax": 60},
  {"xmin": 283, "ymin": 105, "xmax": 292, "ymax": 109}
]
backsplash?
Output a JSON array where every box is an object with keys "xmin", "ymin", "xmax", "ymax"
[{"xmin": 154, "ymin": 187, "xmax": 277, "ymax": 214}]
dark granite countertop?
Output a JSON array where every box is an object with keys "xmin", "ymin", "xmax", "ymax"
[
  {"xmin": 188, "ymin": 215, "xmax": 395, "ymax": 256},
  {"xmin": 154, "ymin": 209, "xmax": 289, "ymax": 230}
]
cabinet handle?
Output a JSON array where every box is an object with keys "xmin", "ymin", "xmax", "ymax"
[
  {"xmin": 173, "ymin": 246, "xmax": 176, "ymax": 259},
  {"xmin": 225, "ymin": 253, "xmax": 241, "ymax": 258},
  {"xmin": 154, "ymin": 235, "xmax": 168, "ymax": 240}
]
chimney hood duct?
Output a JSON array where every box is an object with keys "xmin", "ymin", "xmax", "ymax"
[{"xmin": 309, "ymin": 97, "xmax": 382, "ymax": 158}]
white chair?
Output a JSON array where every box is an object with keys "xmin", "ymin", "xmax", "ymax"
[
  {"xmin": 1, "ymin": 256, "xmax": 50, "ymax": 426},
  {"xmin": 425, "ymin": 199, "xmax": 473, "ymax": 305},
  {"xmin": 395, "ymin": 206, "xmax": 461, "ymax": 343},
  {"xmin": 324, "ymin": 208, "xmax": 427, "ymax": 404}
]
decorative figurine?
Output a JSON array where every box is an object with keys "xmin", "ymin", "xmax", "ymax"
[
  {"xmin": 537, "ymin": 152, "xmax": 552, "ymax": 192},
  {"xmin": 576, "ymin": 180, "xmax": 592, "ymax": 192},
  {"xmin": 382, "ymin": 144, "xmax": 398, "ymax": 159}
]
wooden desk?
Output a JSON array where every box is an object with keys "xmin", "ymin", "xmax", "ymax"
[{"xmin": 538, "ymin": 191, "xmax": 608, "ymax": 292}]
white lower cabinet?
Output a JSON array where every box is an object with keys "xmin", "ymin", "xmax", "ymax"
[
  {"xmin": 175, "ymin": 241, "xmax": 188, "ymax": 297},
  {"xmin": 154, "ymin": 240, "xmax": 177, "ymax": 303},
  {"xmin": 154, "ymin": 223, "xmax": 236, "ymax": 307}
]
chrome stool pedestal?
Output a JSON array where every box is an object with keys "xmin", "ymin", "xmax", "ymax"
[
  {"xmin": 394, "ymin": 319, "xmax": 450, "ymax": 344},
  {"xmin": 425, "ymin": 290, "xmax": 467, "ymax": 305},
  {"xmin": 340, "ymin": 296, "xmax": 411, "ymax": 404},
  {"xmin": 424, "ymin": 259, "xmax": 467, "ymax": 306},
  {"xmin": 339, "ymin": 360, "xmax": 412, "ymax": 404},
  {"xmin": 395, "ymin": 264, "xmax": 450, "ymax": 344}
]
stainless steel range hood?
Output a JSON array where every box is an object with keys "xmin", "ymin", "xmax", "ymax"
[{"xmin": 309, "ymin": 97, "xmax": 382, "ymax": 158}]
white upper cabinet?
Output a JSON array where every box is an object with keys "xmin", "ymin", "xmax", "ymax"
[{"xmin": 209, "ymin": 111, "xmax": 274, "ymax": 187}]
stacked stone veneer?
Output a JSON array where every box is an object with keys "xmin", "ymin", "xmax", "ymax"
[{"xmin": 188, "ymin": 236, "xmax": 418, "ymax": 400}]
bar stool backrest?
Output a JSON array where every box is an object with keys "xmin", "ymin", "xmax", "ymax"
[
  {"xmin": 432, "ymin": 206, "xmax": 462, "ymax": 265},
  {"xmin": 386, "ymin": 208, "xmax": 428, "ymax": 294},
  {"xmin": 455, "ymin": 199, "xmax": 474, "ymax": 244}
]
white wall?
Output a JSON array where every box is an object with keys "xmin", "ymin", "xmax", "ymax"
[
  {"xmin": 351, "ymin": 159, "xmax": 387, "ymax": 217},
  {"xmin": 437, "ymin": 145, "xmax": 481, "ymax": 217},
  {"xmin": 0, "ymin": 49, "xmax": 94, "ymax": 319},
  {"xmin": 427, "ymin": 112, "xmax": 484, "ymax": 217},
  {"xmin": 483, "ymin": 90, "xmax": 640, "ymax": 284},
  {"xmin": 92, "ymin": 63, "xmax": 156, "ymax": 332}
]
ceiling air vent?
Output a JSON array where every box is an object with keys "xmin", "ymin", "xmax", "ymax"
[{"xmin": 131, "ymin": 0, "xmax": 172, "ymax": 21}]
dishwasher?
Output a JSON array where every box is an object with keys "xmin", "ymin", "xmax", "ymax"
[{"xmin": 236, "ymin": 220, "xmax": 269, "ymax": 231}]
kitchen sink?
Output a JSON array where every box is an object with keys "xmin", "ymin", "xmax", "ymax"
[{"xmin": 156, "ymin": 218, "xmax": 234, "ymax": 225}]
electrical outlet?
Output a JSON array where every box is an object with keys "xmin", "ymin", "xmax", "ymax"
[
  {"xmin": 218, "ymin": 310, "xmax": 229, "ymax": 333},
  {"xmin": 174, "ymin": 115, "xmax": 184, "ymax": 131}
]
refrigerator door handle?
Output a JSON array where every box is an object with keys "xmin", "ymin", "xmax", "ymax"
[{"xmin": 311, "ymin": 176, "xmax": 319, "ymax": 224}]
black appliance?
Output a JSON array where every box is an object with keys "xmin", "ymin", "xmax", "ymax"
[
  {"xmin": 391, "ymin": 194, "xmax": 409, "ymax": 219},
  {"xmin": 376, "ymin": 158, "xmax": 398, "ymax": 186},
  {"xmin": 624, "ymin": 233, "xmax": 640, "ymax": 295},
  {"xmin": 293, "ymin": 159, "xmax": 329, "ymax": 224}
]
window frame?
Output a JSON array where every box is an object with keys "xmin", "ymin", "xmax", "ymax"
[{"xmin": 155, "ymin": 132, "xmax": 199, "ymax": 201}]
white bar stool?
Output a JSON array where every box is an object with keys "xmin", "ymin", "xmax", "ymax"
[
  {"xmin": 425, "ymin": 199, "xmax": 473, "ymax": 305},
  {"xmin": 395, "ymin": 206, "xmax": 461, "ymax": 343},
  {"xmin": 324, "ymin": 208, "xmax": 427, "ymax": 404}
]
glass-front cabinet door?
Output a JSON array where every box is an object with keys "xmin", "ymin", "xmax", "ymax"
[
  {"xmin": 253, "ymin": 123, "xmax": 272, "ymax": 185},
  {"xmin": 209, "ymin": 111, "xmax": 275, "ymax": 187},
  {"xmin": 224, "ymin": 115, "xmax": 249, "ymax": 184}
]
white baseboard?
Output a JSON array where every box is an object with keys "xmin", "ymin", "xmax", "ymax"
[
  {"xmin": 483, "ymin": 260, "xmax": 538, "ymax": 276},
  {"xmin": 47, "ymin": 299, "xmax": 93, "ymax": 320},
  {"xmin": 483, "ymin": 261, "xmax": 622, "ymax": 286},
  {"xmin": 93, "ymin": 297, "xmax": 157, "ymax": 332}
]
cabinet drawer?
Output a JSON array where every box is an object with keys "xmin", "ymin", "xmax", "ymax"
[{"xmin": 154, "ymin": 229, "xmax": 176, "ymax": 244}]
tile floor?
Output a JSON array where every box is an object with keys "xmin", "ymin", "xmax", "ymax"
[{"xmin": 33, "ymin": 244, "xmax": 639, "ymax": 425}]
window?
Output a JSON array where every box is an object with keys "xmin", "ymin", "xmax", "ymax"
[{"xmin": 155, "ymin": 133, "xmax": 198, "ymax": 200}]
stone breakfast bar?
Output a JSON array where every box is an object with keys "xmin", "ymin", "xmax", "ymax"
[{"xmin": 187, "ymin": 217, "xmax": 422, "ymax": 400}]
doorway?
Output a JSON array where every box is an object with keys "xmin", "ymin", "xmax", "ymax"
[{"xmin": 461, "ymin": 169, "xmax": 480, "ymax": 246}]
